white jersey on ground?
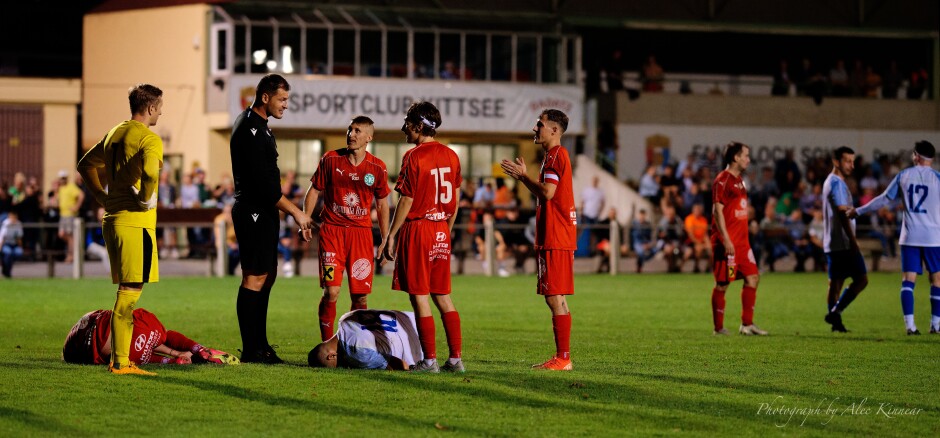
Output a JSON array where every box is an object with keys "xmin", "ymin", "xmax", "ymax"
[
  {"xmin": 858, "ymin": 165, "xmax": 940, "ymax": 247},
  {"xmin": 337, "ymin": 310, "xmax": 422, "ymax": 369},
  {"xmin": 822, "ymin": 173, "xmax": 856, "ymax": 253}
]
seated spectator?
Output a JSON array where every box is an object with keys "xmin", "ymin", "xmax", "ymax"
[
  {"xmin": 829, "ymin": 59, "xmax": 850, "ymax": 97},
  {"xmin": 640, "ymin": 55, "xmax": 664, "ymax": 92},
  {"xmin": 499, "ymin": 208, "xmax": 534, "ymax": 274},
  {"xmin": 786, "ymin": 210, "xmax": 813, "ymax": 272},
  {"xmin": 864, "ymin": 66, "xmax": 882, "ymax": 98},
  {"xmin": 638, "ymin": 165, "xmax": 660, "ymax": 206},
  {"xmin": 683, "ymin": 203, "xmax": 711, "ymax": 273},
  {"xmin": 0, "ymin": 211, "xmax": 24, "ymax": 278},
  {"xmin": 772, "ymin": 59, "xmax": 792, "ymax": 96},
  {"xmin": 657, "ymin": 205, "xmax": 686, "ymax": 273},
  {"xmin": 759, "ymin": 199, "xmax": 790, "ymax": 272},
  {"xmin": 907, "ymin": 67, "xmax": 928, "ymax": 100},
  {"xmin": 629, "ymin": 209, "xmax": 658, "ymax": 273},
  {"xmin": 882, "ymin": 60, "xmax": 902, "ymax": 99},
  {"xmin": 807, "ymin": 209, "xmax": 827, "ymax": 272}
]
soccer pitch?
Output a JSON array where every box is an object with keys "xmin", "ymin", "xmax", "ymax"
[{"xmin": 1, "ymin": 273, "xmax": 937, "ymax": 436}]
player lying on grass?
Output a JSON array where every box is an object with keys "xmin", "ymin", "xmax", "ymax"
[
  {"xmin": 308, "ymin": 309, "xmax": 423, "ymax": 371},
  {"xmin": 63, "ymin": 308, "xmax": 238, "ymax": 366}
]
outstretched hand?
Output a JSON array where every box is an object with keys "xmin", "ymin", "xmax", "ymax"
[{"xmin": 499, "ymin": 158, "xmax": 527, "ymax": 181}]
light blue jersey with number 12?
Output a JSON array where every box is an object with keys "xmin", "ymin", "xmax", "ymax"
[{"xmin": 858, "ymin": 166, "xmax": 940, "ymax": 247}]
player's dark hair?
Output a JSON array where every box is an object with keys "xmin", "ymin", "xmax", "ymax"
[
  {"xmin": 540, "ymin": 109, "xmax": 569, "ymax": 133},
  {"xmin": 308, "ymin": 344, "xmax": 328, "ymax": 368},
  {"xmin": 832, "ymin": 146, "xmax": 855, "ymax": 161},
  {"xmin": 915, "ymin": 140, "xmax": 935, "ymax": 159},
  {"xmin": 722, "ymin": 142, "xmax": 749, "ymax": 168},
  {"xmin": 253, "ymin": 74, "xmax": 290, "ymax": 107},
  {"xmin": 405, "ymin": 101, "xmax": 442, "ymax": 136},
  {"xmin": 128, "ymin": 84, "xmax": 163, "ymax": 115},
  {"xmin": 350, "ymin": 115, "xmax": 374, "ymax": 126}
]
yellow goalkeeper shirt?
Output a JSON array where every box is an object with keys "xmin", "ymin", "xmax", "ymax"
[{"xmin": 78, "ymin": 120, "xmax": 163, "ymax": 229}]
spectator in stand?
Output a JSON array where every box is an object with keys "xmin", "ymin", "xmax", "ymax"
[
  {"xmin": 57, "ymin": 171, "xmax": 85, "ymax": 264},
  {"xmin": 882, "ymin": 61, "xmax": 902, "ymax": 99},
  {"xmin": 638, "ymin": 165, "xmax": 660, "ymax": 206},
  {"xmin": 807, "ymin": 209, "xmax": 827, "ymax": 271},
  {"xmin": 492, "ymin": 178, "xmax": 514, "ymax": 221},
  {"xmin": 213, "ymin": 174, "xmax": 235, "ymax": 206},
  {"xmin": 17, "ymin": 181, "xmax": 41, "ymax": 260},
  {"xmin": 659, "ymin": 164, "xmax": 682, "ymax": 210},
  {"xmin": 158, "ymin": 170, "xmax": 179, "ymax": 259},
  {"xmin": 676, "ymin": 152, "xmax": 698, "ymax": 180},
  {"xmin": 863, "ymin": 65, "xmax": 882, "ymax": 98},
  {"xmin": 597, "ymin": 121, "xmax": 618, "ymax": 175},
  {"xmin": 500, "ymin": 207, "xmax": 534, "ymax": 274},
  {"xmin": 193, "ymin": 168, "xmax": 210, "ymax": 205},
  {"xmin": 640, "ymin": 55, "xmax": 664, "ymax": 93},
  {"xmin": 440, "ymin": 60, "xmax": 460, "ymax": 80},
  {"xmin": 580, "ymin": 175, "xmax": 606, "ymax": 250},
  {"xmin": 630, "ymin": 208, "xmax": 657, "ymax": 273},
  {"xmin": 906, "ymin": 67, "xmax": 928, "ymax": 100},
  {"xmin": 8, "ymin": 172, "xmax": 26, "ymax": 212},
  {"xmin": 281, "ymin": 170, "xmax": 303, "ymax": 204},
  {"xmin": 684, "ymin": 203, "xmax": 711, "ymax": 273},
  {"xmin": 795, "ymin": 58, "xmax": 826, "ymax": 101},
  {"xmin": 657, "ymin": 205, "xmax": 686, "ymax": 273},
  {"xmin": 772, "ymin": 59, "xmax": 792, "ymax": 96},
  {"xmin": 799, "ymin": 182, "xmax": 822, "ymax": 222},
  {"xmin": 774, "ymin": 150, "xmax": 801, "ymax": 195},
  {"xmin": 787, "ymin": 209, "xmax": 813, "ymax": 272},
  {"xmin": 696, "ymin": 148, "xmax": 721, "ymax": 178},
  {"xmin": 0, "ymin": 210, "xmax": 24, "ymax": 278},
  {"xmin": 473, "ymin": 179, "xmax": 494, "ymax": 209},
  {"xmin": 849, "ymin": 60, "xmax": 867, "ymax": 97},
  {"xmin": 759, "ymin": 199, "xmax": 790, "ymax": 272},
  {"xmin": 277, "ymin": 211, "xmax": 295, "ymax": 278},
  {"xmin": 829, "ymin": 59, "xmax": 850, "ymax": 97},
  {"xmin": 603, "ymin": 50, "xmax": 626, "ymax": 92}
]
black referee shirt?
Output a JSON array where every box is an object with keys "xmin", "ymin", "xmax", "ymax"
[{"xmin": 230, "ymin": 108, "xmax": 282, "ymax": 207}]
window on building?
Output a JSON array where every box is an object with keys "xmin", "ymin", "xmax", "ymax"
[{"xmin": 276, "ymin": 139, "xmax": 323, "ymax": 182}]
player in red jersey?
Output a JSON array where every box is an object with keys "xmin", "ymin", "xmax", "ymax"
[
  {"xmin": 302, "ymin": 116, "xmax": 391, "ymax": 341},
  {"xmin": 501, "ymin": 109, "xmax": 576, "ymax": 371},
  {"xmin": 378, "ymin": 102, "xmax": 464, "ymax": 373},
  {"xmin": 63, "ymin": 308, "xmax": 238, "ymax": 366},
  {"xmin": 710, "ymin": 142, "xmax": 768, "ymax": 336}
]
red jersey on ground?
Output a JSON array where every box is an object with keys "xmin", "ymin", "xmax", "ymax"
[
  {"xmin": 710, "ymin": 169, "xmax": 749, "ymax": 247},
  {"xmin": 311, "ymin": 149, "xmax": 391, "ymax": 228},
  {"xmin": 536, "ymin": 145, "xmax": 577, "ymax": 250},
  {"xmin": 395, "ymin": 142, "xmax": 462, "ymax": 222},
  {"xmin": 62, "ymin": 309, "xmax": 167, "ymax": 365}
]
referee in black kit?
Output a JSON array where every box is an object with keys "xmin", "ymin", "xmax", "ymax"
[{"xmin": 230, "ymin": 74, "xmax": 313, "ymax": 363}]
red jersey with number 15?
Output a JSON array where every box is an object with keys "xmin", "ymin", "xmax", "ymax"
[
  {"xmin": 536, "ymin": 145, "xmax": 577, "ymax": 250},
  {"xmin": 395, "ymin": 142, "xmax": 462, "ymax": 222},
  {"xmin": 710, "ymin": 169, "xmax": 749, "ymax": 246},
  {"xmin": 311, "ymin": 149, "xmax": 391, "ymax": 228}
]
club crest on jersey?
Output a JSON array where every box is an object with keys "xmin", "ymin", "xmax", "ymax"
[{"xmin": 364, "ymin": 173, "xmax": 375, "ymax": 186}]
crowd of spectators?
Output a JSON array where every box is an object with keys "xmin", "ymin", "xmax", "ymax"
[{"xmin": 773, "ymin": 58, "xmax": 929, "ymax": 101}]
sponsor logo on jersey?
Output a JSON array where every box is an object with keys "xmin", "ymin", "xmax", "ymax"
[
  {"xmin": 425, "ymin": 211, "xmax": 448, "ymax": 221},
  {"xmin": 351, "ymin": 258, "xmax": 372, "ymax": 280},
  {"xmin": 364, "ymin": 173, "xmax": 375, "ymax": 186},
  {"xmin": 436, "ymin": 232, "xmax": 447, "ymax": 242},
  {"xmin": 333, "ymin": 193, "xmax": 368, "ymax": 216},
  {"xmin": 322, "ymin": 265, "xmax": 335, "ymax": 282},
  {"xmin": 349, "ymin": 173, "xmax": 360, "ymax": 181}
]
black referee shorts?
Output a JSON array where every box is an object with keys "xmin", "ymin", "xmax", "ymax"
[{"xmin": 232, "ymin": 202, "xmax": 280, "ymax": 273}]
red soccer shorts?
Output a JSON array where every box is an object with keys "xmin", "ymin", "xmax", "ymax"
[
  {"xmin": 318, "ymin": 223, "xmax": 376, "ymax": 294},
  {"xmin": 392, "ymin": 220, "xmax": 451, "ymax": 295},
  {"xmin": 711, "ymin": 242, "xmax": 758, "ymax": 285},
  {"xmin": 537, "ymin": 249, "xmax": 574, "ymax": 295}
]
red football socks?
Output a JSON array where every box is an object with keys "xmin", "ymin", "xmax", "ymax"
[
  {"xmin": 552, "ymin": 314, "xmax": 571, "ymax": 360},
  {"xmin": 711, "ymin": 287, "xmax": 726, "ymax": 331},
  {"xmin": 417, "ymin": 316, "xmax": 437, "ymax": 360},
  {"xmin": 318, "ymin": 297, "xmax": 337, "ymax": 341},
  {"xmin": 742, "ymin": 285, "xmax": 757, "ymax": 326},
  {"xmin": 441, "ymin": 311, "xmax": 462, "ymax": 359}
]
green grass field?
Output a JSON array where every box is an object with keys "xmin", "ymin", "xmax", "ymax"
[{"xmin": 1, "ymin": 272, "xmax": 938, "ymax": 436}]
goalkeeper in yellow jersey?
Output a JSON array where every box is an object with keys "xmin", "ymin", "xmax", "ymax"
[{"xmin": 77, "ymin": 84, "xmax": 164, "ymax": 376}]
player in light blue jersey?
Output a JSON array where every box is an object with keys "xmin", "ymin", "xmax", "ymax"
[
  {"xmin": 307, "ymin": 309, "xmax": 423, "ymax": 370},
  {"xmin": 850, "ymin": 141, "xmax": 940, "ymax": 335},
  {"xmin": 821, "ymin": 147, "xmax": 868, "ymax": 332}
]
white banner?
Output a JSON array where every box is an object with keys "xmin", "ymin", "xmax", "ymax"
[
  {"xmin": 229, "ymin": 75, "xmax": 584, "ymax": 134},
  {"xmin": 617, "ymin": 124, "xmax": 940, "ymax": 179}
]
